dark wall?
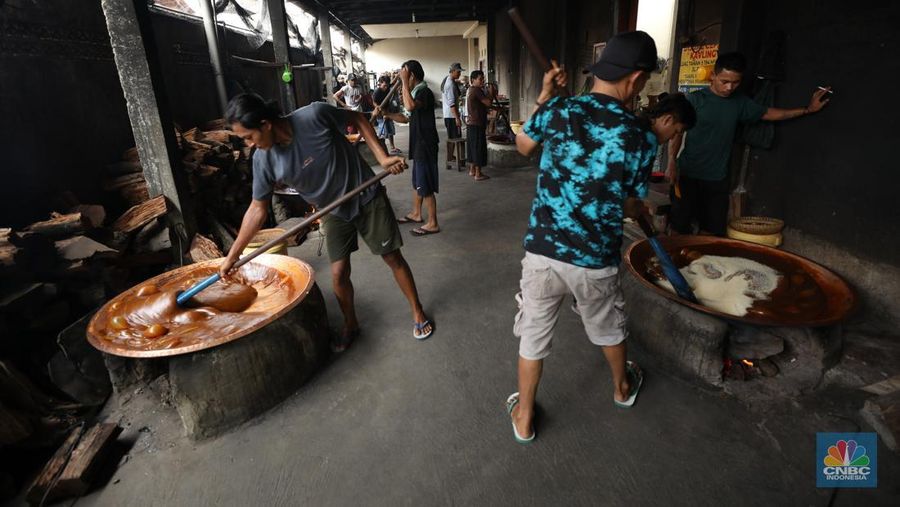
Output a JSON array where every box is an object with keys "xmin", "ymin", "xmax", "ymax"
[
  {"xmin": 0, "ymin": 0, "xmax": 133, "ymax": 227},
  {"xmin": 742, "ymin": 0, "xmax": 900, "ymax": 265},
  {"xmin": 0, "ymin": 1, "xmax": 321, "ymax": 228},
  {"xmin": 491, "ymin": 0, "xmax": 614, "ymax": 120}
]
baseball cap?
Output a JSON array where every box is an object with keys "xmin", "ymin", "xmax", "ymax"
[
  {"xmin": 449, "ymin": 63, "xmax": 464, "ymax": 72},
  {"xmin": 590, "ymin": 31, "xmax": 658, "ymax": 81}
]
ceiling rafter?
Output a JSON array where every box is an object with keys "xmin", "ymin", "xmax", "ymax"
[{"xmin": 312, "ymin": 0, "xmax": 502, "ymax": 43}]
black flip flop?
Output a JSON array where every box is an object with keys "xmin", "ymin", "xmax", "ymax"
[{"xmin": 397, "ymin": 215, "xmax": 424, "ymax": 224}]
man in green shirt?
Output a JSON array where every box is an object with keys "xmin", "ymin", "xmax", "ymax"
[{"xmin": 666, "ymin": 52, "xmax": 831, "ymax": 235}]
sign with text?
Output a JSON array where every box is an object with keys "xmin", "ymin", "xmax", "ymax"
[{"xmin": 678, "ymin": 44, "xmax": 718, "ymax": 93}]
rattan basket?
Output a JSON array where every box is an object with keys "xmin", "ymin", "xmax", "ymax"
[{"xmin": 728, "ymin": 216, "xmax": 785, "ymax": 235}]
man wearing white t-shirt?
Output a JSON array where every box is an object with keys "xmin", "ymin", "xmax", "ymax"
[{"xmin": 334, "ymin": 73, "xmax": 365, "ymax": 112}]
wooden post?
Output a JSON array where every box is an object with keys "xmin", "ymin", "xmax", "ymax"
[
  {"xmin": 344, "ymin": 31, "xmax": 353, "ymax": 75},
  {"xmin": 100, "ymin": 0, "xmax": 195, "ymax": 253},
  {"xmin": 318, "ymin": 13, "xmax": 337, "ymax": 104},
  {"xmin": 267, "ymin": 0, "xmax": 296, "ymax": 112}
]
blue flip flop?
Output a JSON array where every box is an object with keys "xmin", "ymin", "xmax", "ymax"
[
  {"xmin": 413, "ymin": 319, "xmax": 433, "ymax": 340},
  {"xmin": 614, "ymin": 361, "xmax": 644, "ymax": 408},
  {"xmin": 506, "ymin": 392, "xmax": 535, "ymax": 444}
]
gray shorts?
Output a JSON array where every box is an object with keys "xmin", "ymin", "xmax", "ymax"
[{"xmin": 514, "ymin": 252, "xmax": 627, "ymax": 360}]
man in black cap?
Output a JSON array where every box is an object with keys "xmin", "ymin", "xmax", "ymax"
[
  {"xmin": 441, "ymin": 63, "xmax": 464, "ymax": 160},
  {"xmin": 506, "ymin": 31, "xmax": 660, "ymax": 444}
]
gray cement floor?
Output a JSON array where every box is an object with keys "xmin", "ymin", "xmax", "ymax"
[{"xmin": 66, "ymin": 120, "xmax": 899, "ymax": 506}]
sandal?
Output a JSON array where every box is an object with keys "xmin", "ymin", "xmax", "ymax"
[
  {"xmin": 614, "ymin": 361, "xmax": 644, "ymax": 408},
  {"xmin": 413, "ymin": 319, "xmax": 433, "ymax": 340},
  {"xmin": 410, "ymin": 227, "xmax": 440, "ymax": 236},
  {"xmin": 397, "ymin": 215, "xmax": 424, "ymax": 224},
  {"xmin": 330, "ymin": 328, "xmax": 359, "ymax": 353},
  {"xmin": 506, "ymin": 393, "xmax": 535, "ymax": 444}
]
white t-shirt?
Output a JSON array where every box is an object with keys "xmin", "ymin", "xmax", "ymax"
[{"xmin": 339, "ymin": 84, "xmax": 364, "ymax": 111}]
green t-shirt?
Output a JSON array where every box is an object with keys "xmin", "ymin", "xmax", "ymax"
[{"xmin": 678, "ymin": 88, "xmax": 767, "ymax": 181}]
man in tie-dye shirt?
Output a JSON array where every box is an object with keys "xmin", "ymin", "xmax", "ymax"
[{"xmin": 506, "ymin": 31, "xmax": 659, "ymax": 444}]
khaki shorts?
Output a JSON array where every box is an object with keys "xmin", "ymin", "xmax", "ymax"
[
  {"xmin": 320, "ymin": 189, "xmax": 403, "ymax": 261},
  {"xmin": 514, "ymin": 252, "xmax": 627, "ymax": 360}
]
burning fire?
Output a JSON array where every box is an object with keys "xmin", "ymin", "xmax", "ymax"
[{"xmin": 741, "ymin": 359, "xmax": 755, "ymax": 367}]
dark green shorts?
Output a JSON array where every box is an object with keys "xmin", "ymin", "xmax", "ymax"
[{"xmin": 320, "ymin": 189, "xmax": 403, "ymax": 261}]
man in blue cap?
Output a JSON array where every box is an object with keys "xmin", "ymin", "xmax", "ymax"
[{"xmin": 507, "ymin": 31, "xmax": 661, "ymax": 444}]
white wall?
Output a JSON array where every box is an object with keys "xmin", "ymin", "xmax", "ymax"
[
  {"xmin": 636, "ymin": 0, "xmax": 678, "ymax": 97},
  {"xmin": 365, "ymin": 36, "xmax": 468, "ymax": 111}
]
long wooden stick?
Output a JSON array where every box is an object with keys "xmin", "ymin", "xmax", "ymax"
[
  {"xmin": 353, "ymin": 78, "xmax": 402, "ymax": 147},
  {"xmin": 508, "ymin": 7, "xmax": 568, "ymax": 97},
  {"xmin": 176, "ymin": 170, "xmax": 391, "ymax": 305},
  {"xmin": 508, "ymin": 8, "xmax": 551, "ymax": 71}
]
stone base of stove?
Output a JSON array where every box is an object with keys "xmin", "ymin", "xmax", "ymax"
[
  {"xmin": 169, "ymin": 283, "xmax": 330, "ymax": 440},
  {"xmin": 97, "ymin": 283, "xmax": 330, "ymax": 440},
  {"xmin": 621, "ymin": 273, "xmax": 843, "ymax": 389}
]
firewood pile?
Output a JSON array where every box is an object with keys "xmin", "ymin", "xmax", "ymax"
[{"xmin": 0, "ymin": 119, "xmax": 276, "ymax": 499}]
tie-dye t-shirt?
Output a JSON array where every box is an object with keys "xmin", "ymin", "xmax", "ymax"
[{"xmin": 522, "ymin": 93, "xmax": 658, "ymax": 269}]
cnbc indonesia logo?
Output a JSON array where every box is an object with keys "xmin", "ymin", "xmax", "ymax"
[{"xmin": 822, "ymin": 439, "xmax": 871, "ymax": 482}]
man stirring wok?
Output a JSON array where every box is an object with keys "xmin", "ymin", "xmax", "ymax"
[{"xmin": 219, "ymin": 94, "xmax": 436, "ymax": 351}]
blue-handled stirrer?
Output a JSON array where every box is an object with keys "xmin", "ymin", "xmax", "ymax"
[
  {"xmin": 176, "ymin": 170, "xmax": 393, "ymax": 306},
  {"xmin": 636, "ymin": 214, "xmax": 698, "ymax": 304}
]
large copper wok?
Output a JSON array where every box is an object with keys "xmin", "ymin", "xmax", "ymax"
[
  {"xmin": 87, "ymin": 255, "xmax": 315, "ymax": 358},
  {"xmin": 623, "ymin": 235, "xmax": 856, "ymax": 327}
]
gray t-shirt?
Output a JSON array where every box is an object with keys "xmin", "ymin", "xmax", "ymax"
[{"xmin": 251, "ymin": 103, "xmax": 377, "ymax": 221}]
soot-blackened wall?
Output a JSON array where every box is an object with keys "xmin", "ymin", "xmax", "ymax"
[{"xmin": 744, "ymin": 0, "xmax": 900, "ymax": 265}]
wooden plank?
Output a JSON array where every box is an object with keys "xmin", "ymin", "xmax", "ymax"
[
  {"xmin": 110, "ymin": 195, "xmax": 167, "ymax": 234},
  {"xmin": 55, "ymin": 423, "xmax": 122, "ymax": 496},
  {"xmin": 25, "ymin": 425, "xmax": 84, "ymax": 504},
  {"xmin": 71, "ymin": 205, "xmax": 106, "ymax": 229},
  {"xmin": 102, "ymin": 172, "xmax": 145, "ymax": 192},
  {"xmin": 25, "ymin": 212, "xmax": 88, "ymax": 239},
  {"xmin": 861, "ymin": 374, "xmax": 900, "ymax": 396},
  {"xmin": 188, "ymin": 233, "xmax": 223, "ymax": 263},
  {"xmin": 54, "ymin": 236, "xmax": 118, "ymax": 261}
]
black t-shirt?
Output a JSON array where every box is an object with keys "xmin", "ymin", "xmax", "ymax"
[{"xmin": 409, "ymin": 86, "xmax": 439, "ymax": 161}]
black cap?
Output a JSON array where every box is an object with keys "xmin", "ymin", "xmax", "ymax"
[
  {"xmin": 590, "ymin": 31, "xmax": 658, "ymax": 81},
  {"xmin": 449, "ymin": 63, "xmax": 464, "ymax": 72}
]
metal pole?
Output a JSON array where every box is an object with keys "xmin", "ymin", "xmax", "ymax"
[{"xmin": 199, "ymin": 0, "xmax": 228, "ymax": 113}]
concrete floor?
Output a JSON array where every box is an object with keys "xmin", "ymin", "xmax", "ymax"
[{"xmin": 65, "ymin": 120, "xmax": 899, "ymax": 506}]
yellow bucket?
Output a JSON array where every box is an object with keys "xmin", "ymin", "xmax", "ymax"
[{"xmin": 242, "ymin": 228, "xmax": 288, "ymax": 256}]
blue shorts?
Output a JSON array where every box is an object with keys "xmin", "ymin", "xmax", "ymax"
[
  {"xmin": 412, "ymin": 156, "xmax": 439, "ymax": 197},
  {"xmin": 376, "ymin": 118, "xmax": 395, "ymax": 139}
]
